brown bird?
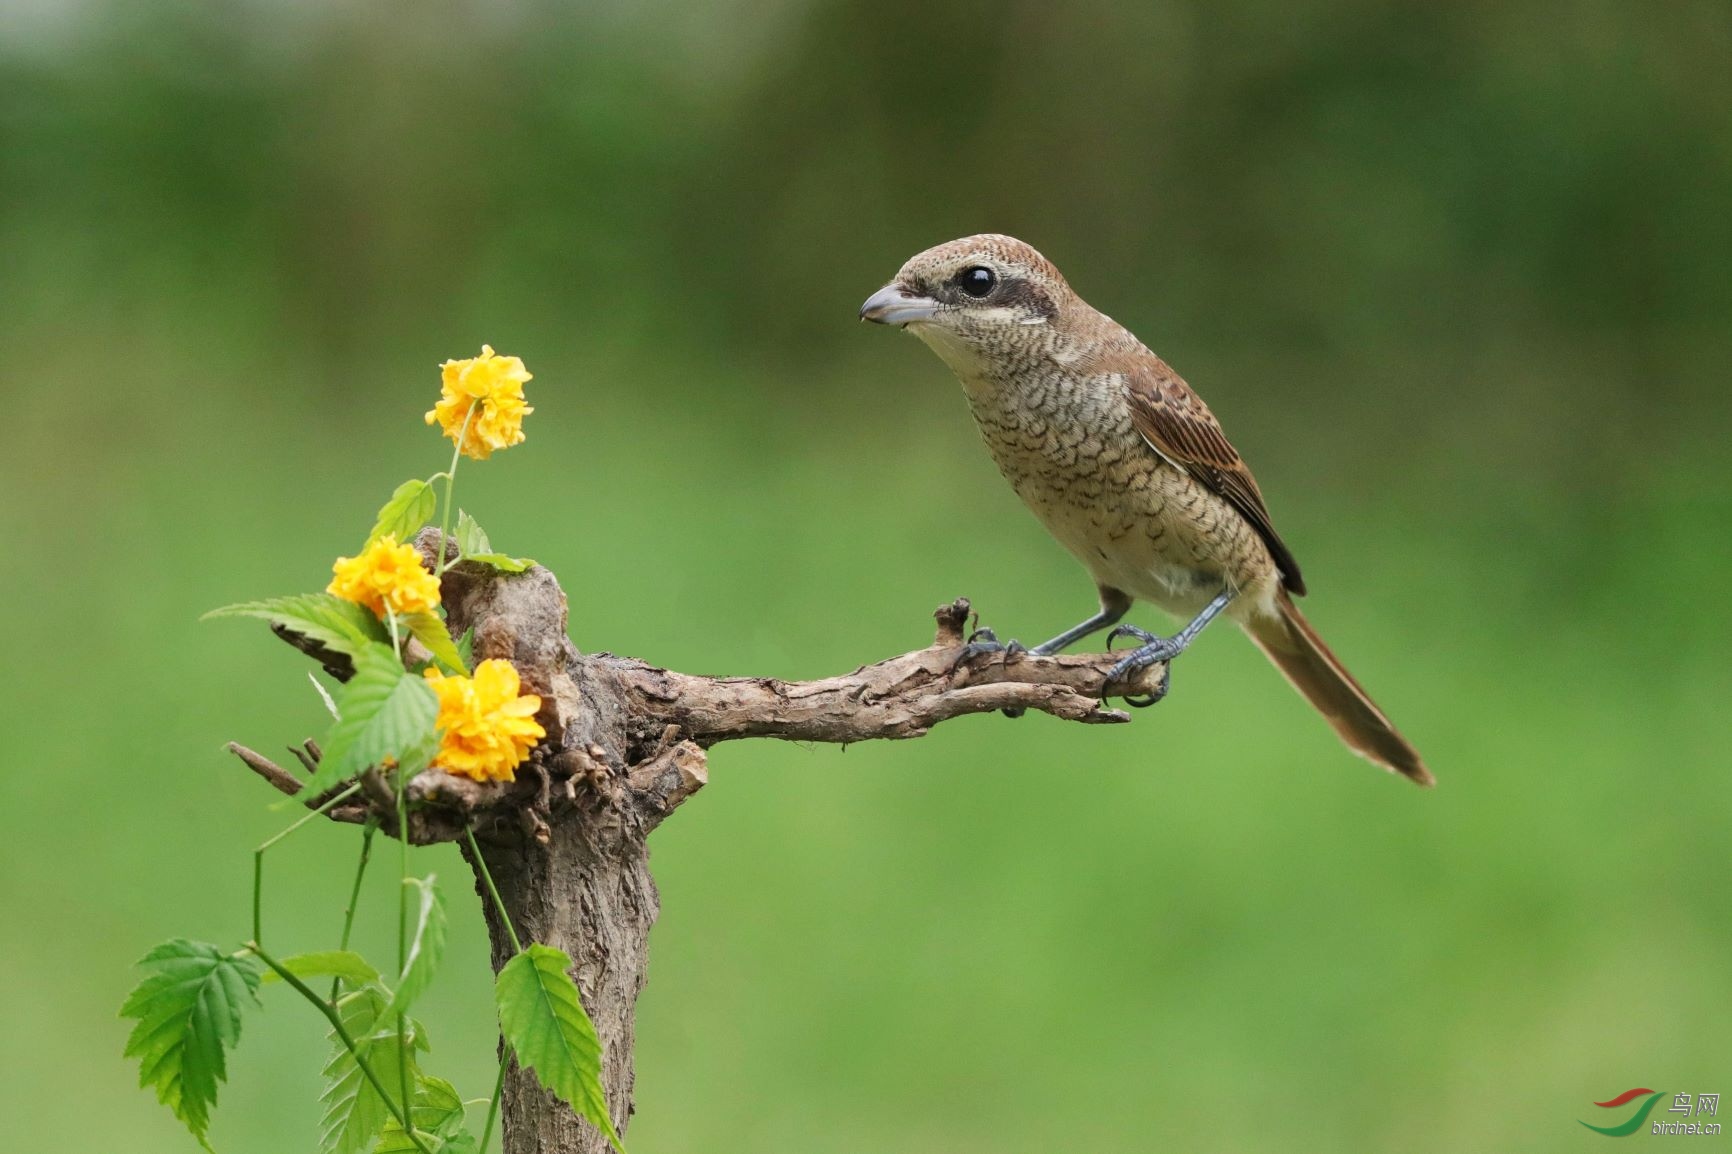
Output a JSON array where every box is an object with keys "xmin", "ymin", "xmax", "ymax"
[{"xmin": 860, "ymin": 234, "xmax": 1432, "ymax": 785}]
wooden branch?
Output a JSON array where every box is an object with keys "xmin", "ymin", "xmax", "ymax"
[
  {"xmin": 225, "ymin": 742, "xmax": 369, "ymax": 825},
  {"xmin": 237, "ymin": 558, "xmax": 1168, "ymax": 843},
  {"xmin": 605, "ymin": 598, "xmax": 1165, "ymax": 747},
  {"xmin": 228, "ymin": 741, "xmax": 305, "ymax": 796}
]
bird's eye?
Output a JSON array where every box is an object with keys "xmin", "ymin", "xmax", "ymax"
[{"xmin": 957, "ymin": 266, "xmax": 997, "ymax": 298}]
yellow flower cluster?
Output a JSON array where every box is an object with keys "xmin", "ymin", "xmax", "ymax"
[
  {"xmin": 425, "ymin": 345, "xmax": 533, "ymax": 460},
  {"xmin": 424, "ymin": 659, "xmax": 546, "ymax": 782},
  {"xmin": 327, "ymin": 535, "xmax": 441, "ymax": 619}
]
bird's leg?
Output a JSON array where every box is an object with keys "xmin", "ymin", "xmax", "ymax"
[
  {"xmin": 1105, "ymin": 589, "xmax": 1234, "ymax": 707},
  {"xmin": 963, "ymin": 588, "xmax": 1132, "ymax": 718},
  {"xmin": 960, "ymin": 585, "xmax": 1131, "ymax": 666},
  {"xmin": 1028, "ymin": 586, "xmax": 1132, "ymax": 656}
]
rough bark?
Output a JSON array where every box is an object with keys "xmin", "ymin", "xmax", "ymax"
[
  {"xmin": 461, "ymin": 815, "xmax": 654, "ymax": 1153},
  {"xmin": 232, "ymin": 537, "xmax": 1168, "ymax": 1153}
]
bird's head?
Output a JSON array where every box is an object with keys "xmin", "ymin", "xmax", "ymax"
[{"xmin": 860, "ymin": 234, "xmax": 1076, "ymax": 372}]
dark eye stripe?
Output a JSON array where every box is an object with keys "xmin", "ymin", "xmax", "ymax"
[{"xmin": 995, "ymin": 278, "xmax": 1057, "ymax": 320}]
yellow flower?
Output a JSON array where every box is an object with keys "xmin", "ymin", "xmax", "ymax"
[
  {"xmin": 425, "ymin": 345, "xmax": 533, "ymax": 460},
  {"xmin": 328, "ymin": 535, "xmax": 441, "ymax": 619},
  {"xmin": 424, "ymin": 659, "xmax": 546, "ymax": 782}
]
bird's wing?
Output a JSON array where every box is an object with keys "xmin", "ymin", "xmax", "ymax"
[{"xmin": 1121, "ymin": 358, "xmax": 1306, "ymax": 595}]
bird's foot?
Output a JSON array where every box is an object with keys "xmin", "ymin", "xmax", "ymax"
[
  {"xmin": 956, "ymin": 626, "xmax": 1028, "ymax": 665},
  {"xmin": 1104, "ymin": 624, "xmax": 1180, "ymax": 708},
  {"xmin": 955, "ymin": 628, "xmax": 1033, "ymax": 719}
]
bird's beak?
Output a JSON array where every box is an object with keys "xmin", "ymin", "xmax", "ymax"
[{"xmin": 859, "ymin": 283, "xmax": 940, "ymax": 326}]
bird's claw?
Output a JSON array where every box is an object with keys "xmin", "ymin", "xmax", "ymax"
[
  {"xmin": 957, "ymin": 627, "xmax": 1027, "ymax": 665},
  {"xmin": 956, "ymin": 627, "xmax": 1032, "ymax": 718},
  {"xmin": 1104, "ymin": 624, "xmax": 1178, "ymax": 707},
  {"xmin": 1104, "ymin": 623, "xmax": 1156, "ymax": 648}
]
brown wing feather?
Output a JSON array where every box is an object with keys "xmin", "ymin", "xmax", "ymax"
[{"xmin": 1122, "ymin": 360, "xmax": 1307, "ymax": 595}]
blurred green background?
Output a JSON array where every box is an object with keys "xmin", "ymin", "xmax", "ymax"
[{"xmin": 4, "ymin": 1, "xmax": 1730, "ymax": 1150}]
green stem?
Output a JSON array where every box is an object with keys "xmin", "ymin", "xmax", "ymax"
[
  {"xmin": 466, "ymin": 826, "xmax": 522, "ymax": 1154},
  {"xmin": 330, "ymin": 820, "xmax": 379, "ymax": 1002},
  {"xmin": 252, "ymin": 783, "xmax": 363, "ymax": 946},
  {"xmin": 434, "ymin": 401, "xmax": 479, "ymax": 575},
  {"xmin": 479, "ymin": 1053, "xmax": 507, "ymax": 1154},
  {"xmin": 382, "ymin": 593, "xmax": 412, "ymax": 1126},
  {"xmin": 465, "ymin": 826, "xmax": 523, "ymax": 953},
  {"xmin": 248, "ymin": 943, "xmax": 434, "ymax": 1154},
  {"xmin": 395, "ymin": 760, "xmax": 414, "ymax": 1144},
  {"xmin": 376, "ymin": 601, "xmax": 417, "ymax": 1119}
]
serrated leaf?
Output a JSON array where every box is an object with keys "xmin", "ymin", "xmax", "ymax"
[
  {"xmin": 302, "ymin": 644, "xmax": 438, "ymax": 798},
  {"xmin": 204, "ymin": 593, "xmax": 390, "ymax": 658},
  {"xmin": 452, "ymin": 514, "xmax": 532, "ymax": 571},
  {"xmin": 403, "ymin": 612, "xmax": 466, "ymax": 674},
  {"xmin": 375, "ymin": 1076, "xmax": 468, "ymax": 1153},
  {"xmin": 454, "ymin": 510, "xmax": 490, "ymax": 558},
  {"xmin": 466, "ymin": 553, "xmax": 536, "ymax": 574},
  {"xmin": 320, "ymin": 988, "xmax": 425, "ymax": 1154},
  {"xmin": 379, "ymin": 1131, "xmax": 477, "ymax": 1154},
  {"xmin": 120, "ymin": 940, "xmax": 263, "ymax": 1144},
  {"xmin": 388, "ymin": 877, "xmax": 447, "ymax": 1016},
  {"xmin": 496, "ymin": 944, "xmax": 623, "ymax": 1153},
  {"xmin": 259, "ymin": 951, "xmax": 380, "ymax": 989},
  {"xmin": 453, "ymin": 628, "xmax": 474, "ymax": 670},
  {"xmin": 368, "ymin": 480, "xmax": 439, "ymax": 547},
  {"xmin": 374, "ymin": 1129, "xmax": 438, "ymax": 1154},
  {"xmin": 396, "ymin": 725, "xmax": 441, "ymax": 782}
]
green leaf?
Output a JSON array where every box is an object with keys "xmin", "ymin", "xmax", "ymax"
[
  {"xmin": 396, "ymin": 725, "xmax": 441, "ymax": 782},
  {"xmin": 259, "ymin": 950, "xmax": 381, "ymax": 989},
  {"xmin": 375, "ymin": 1076, "xmax": 468, "ymax": 1153},
  {"xmin": 374, "ymin": 1129, "xmax": 438, "ymax": 1154},
  {"xmin": 303, "ymin": 644, "xmax": 438, "ymax": 798},
  {"xmin": 379, "ymin": 1130, "xmax": 477, "ymax": 1154},
  {"xmin": 466, "ymin": 553, "xmax": 536, "ymax": 574},
  {"xmin": 453, "ymin": 510, "xmax": 535, "ymax": 572},
  {"xmin": 388, "ymin": 877, "xmax": 447, "ymax": 1016},
  {"xmin": 454, "ymin": 510, "xmax": 490, "ymax": 558},
  {"xmin": 368, "ymin": 480, "xmax": 438, "ymax": 547},
  {"xmin": 204, "ymin": 593, "xmax": 390, "ymax": 658},
  {"xmin": 495, "ymin": 944, "xmax": 623, "ymax": 1153},
  {"xmin": 319, "ymin": 988, "xmax": 425, "ymax": 1154},
  {"xmin": 120, "ymin": 940, "xmax": 264, "ymax": 1145},
  {"xmin": 453, "ymin": 628, "xmax": 474, "ymax": 671},
  {"xmin": 403, "ymin": 611, "xmax": 466, "ymax": 674}
]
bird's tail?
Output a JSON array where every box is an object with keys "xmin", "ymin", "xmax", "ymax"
[{"xmin": 1243, "ymin": 592, "xmax": 1433, "ymax": 786}]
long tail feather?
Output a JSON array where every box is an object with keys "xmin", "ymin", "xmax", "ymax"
[{"xmin": 1243, "ymin": 593, "xmax": 1433, "ymax": 786}]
